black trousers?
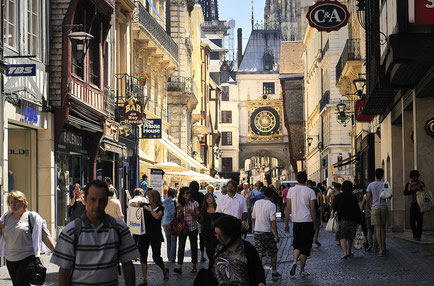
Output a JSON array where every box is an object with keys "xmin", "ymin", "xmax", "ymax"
[
  {"xmin": 199, "ymin": 232, "xmax": 205, "ymax": 252},
  {"xmin": 178, "ymin": 229, "xmax": 198, "ymax": 265},
  {"xmin": 6, "ymin": 255, "xmax": 35, "ymax": 286},
  {"xmin": 410, "ymin": 202, "xmax": 424, "ymax": 239},
  {"xmin": 204, "ymin": 235, "xmax": 217, "ymax": 263},
  {"xmin": 137, "ymin": 235, "xmax": 164, "ymax": 266}
]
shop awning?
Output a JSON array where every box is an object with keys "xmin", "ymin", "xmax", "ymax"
[
  {"xmin": 165, "ymin": 170, "xmax": 215, "ymax": 182},
  {"xmin": 156, "ymin": 138, "xmax": 208, "ymax": 171},
  {"xmin": 154, "ymin": 162, "xmax": 190, "ymax": 172}
]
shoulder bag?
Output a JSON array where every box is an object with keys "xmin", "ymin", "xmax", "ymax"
[
  {"xmin": 28, "ymin": 212, "xmax": 47, "ymax": 285},
  {"xmin": 169, "ymin": 203, "xmax": 188, "ymax": 236},
  {"xmin": 325, "ymin": 210, "xmax": 338, "ymax": 233}
]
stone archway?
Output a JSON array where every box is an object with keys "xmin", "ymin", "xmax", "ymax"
[{"xmin": 239, "ymin": 142, "xmax": 293, "ymax": 178}]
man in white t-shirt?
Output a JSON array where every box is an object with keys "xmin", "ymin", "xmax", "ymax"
[
  {"xmin": 216, "ymin": 180, "xmax": 249, "ymax": 230},
  {"xmin": 284, "ymin": 171, "xmax": 316, "ymax": 277},
  {"xmin": 252, "ymin": 187, "xmax": 281, "ymax": 279}
]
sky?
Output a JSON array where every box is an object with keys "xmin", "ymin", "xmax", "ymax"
[{"xmin": 219, "ymin": 0, "xmax": 265, "ymax": 54}]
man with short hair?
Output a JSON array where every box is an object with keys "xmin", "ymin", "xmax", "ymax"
[
  {"xmin": 51, "ymin": 180, "xmax": 139, "ymax": 286},
  {"xmin": 216, "ymin": 180, "xmax": 249, "ymax": 230},
  {"xmin": 366, "ymin": 168, "xmax": 387, "ymax": 257},
  {"xmin": 284, "ymin": 172, "xmax": 316, "ymax": 277},
  {"xmin": 252, "ymin": 187, "xmax": 281, "ymax": 279},
  {"xmin": 252, "ymin": 181, "xmax": 263, "ymax": 196},
  {"xmin": 140, "ymin": 174, "xmax": 148, "ymax": 193}
]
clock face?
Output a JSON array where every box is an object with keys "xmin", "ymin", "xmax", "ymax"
[{"xmin": 250, "ymin": 107, "xmax": 280, "ymax": 136}]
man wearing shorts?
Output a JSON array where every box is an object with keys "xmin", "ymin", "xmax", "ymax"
[
  {"xmin": 366, "ymin": 168, "xmax": 387, "ymax": 257},
  {"xmin": 252, "ymin": 187, "xmax": 280, "ymax": 279},
  {"xmin": 284, "ymin": 172, "xmax": 316, "ymax": 277}
]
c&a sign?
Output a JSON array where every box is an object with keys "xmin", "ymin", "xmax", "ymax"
[
  {"xmin": 355, "ymin": 100, "xmax": 373, "ymax": 122},
  {"xmin": 306, "ymin": 0, "xmax": 350, "ymax": 32}
]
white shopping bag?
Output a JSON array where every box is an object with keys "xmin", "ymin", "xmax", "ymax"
[{"xmin": 128, "ymin": 206, "xmax": 146, "ymax": 235}]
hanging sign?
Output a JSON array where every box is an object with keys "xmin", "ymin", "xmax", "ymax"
[
  {"xmin": 141, "ymin": 118, "xmax": 162, "ymax": 139},
  {"xmin": 149, "ymin": 168, "xmax": 165, "ymax": 196},
  {"xmin": 355, "ymin": 100, "xmax": 374, "ymax": 122},
  {"xmin": 425, "ymin": 117, "xmax": 434, "ymax": 138},
  {"xmin": 306, "ymin": 0, "xmax": 350, "ymax": 32},
  {"xmin": 415, "ymin": 0, "xmax": 434, "ymax": 24},
  {"xmin": 124, "ymin": 97, "xmax": 143, "ymax": 125}
]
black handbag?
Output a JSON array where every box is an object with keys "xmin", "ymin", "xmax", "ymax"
[{"xmin": 30, "ymin": 257, "xmax": 47, "ymax": 285}]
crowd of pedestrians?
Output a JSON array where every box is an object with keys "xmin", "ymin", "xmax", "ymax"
[{"xmin": 0, "ymin": 167, "xmax": 430, "ymax": 285}]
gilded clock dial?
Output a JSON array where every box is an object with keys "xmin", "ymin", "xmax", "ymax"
[{"xmin": 250, "ymin": 107, "xmax": 280, "ymax": 136}]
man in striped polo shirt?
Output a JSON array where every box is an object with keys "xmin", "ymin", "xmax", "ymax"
[{"xmin": 51, "ymin": 180, "xmax": 139, "ymax": 285}]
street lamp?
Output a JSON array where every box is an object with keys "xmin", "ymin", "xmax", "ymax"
[
  {"xmin": 353, "ymin": 76, "xmax": 366, "ymax": 99},
  {"xmin": 336, "ymin": 102, "xmax": 351, "ymax": 126},
  {"xmin": 65, "ymin": 25, "xmax": 94, "ymax": 58}
]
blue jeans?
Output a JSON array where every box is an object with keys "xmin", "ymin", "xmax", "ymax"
[{"xmin": 163, "ymin": 224, "xmax": 177, "ymax": 261}]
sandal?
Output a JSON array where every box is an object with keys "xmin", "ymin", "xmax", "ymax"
[
  {"xmin": 191, "ymin": 267, "xmax": 197, "ymax": 273},
  {"xmin": 174, "ymin": 268, "xmax": 182, "ymax": 275},
  {"xmin": 163, "ymin": 268, "xmax": 169, "ymax": 283},
  {"xmin": 139, "ymin": 280, "xmax": 148, "ymax": 286}
]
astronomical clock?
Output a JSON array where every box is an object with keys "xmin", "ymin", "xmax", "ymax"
[{"xmin": 248, "ymin": 100, "xmax": 283, "ymax": 142}]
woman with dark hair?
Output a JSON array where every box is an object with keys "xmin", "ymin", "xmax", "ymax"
[
  {"xmin": 212, "ymin": 215, "xmax": 265, "ymax": 286},
  {"xmin": 137, "ymin": 189, "xmax": 169, "ymax": 285},
  {"xmin": 333, "ymin": 181, "xmax": 362, "ymax": 259},
  {"xmin": 174, "ymin": 186, "xmax": 200, "ymax": 274},
  {"xmin": 69, "ymin": 183, "xmax": 85, "ymax": 221},
  {"xmin": 199, "ymin": 193, "xmax": 219, "ymax": 263},
  {"xmin": 404, "ymin": 170, "xmax": 426, "ymax": 241}
]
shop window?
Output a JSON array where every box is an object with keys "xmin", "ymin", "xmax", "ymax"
[
  {"xmin": 89, "ymin": 23, "xmax": 101, "ymax": 87},
  {"xmin": 221, "ymin": 111, "xmax": 232, "ymax": 123},
  {"xmin": 4, "ymin": 0, "xmax": 17, "ymax": 49},
  {"xmin": 27, "ymin": 0, "xmax": 40, "ymax": 58},
  {"xmin": 222, "ymin": 157, "xmax": 233, "ymax": 172},
  {"xmin": 263, "ymin": 82, "xmax": 275, "ymax": 95},
  {"xmin": 222, "ymin": 86, "xmax": 229, "ymax": 101},
  {"xmin": 222, "ymin": 132, "xmax": 232, "ymax": 146}
]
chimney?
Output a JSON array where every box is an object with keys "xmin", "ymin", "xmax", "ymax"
[{"xmin": 237, "ymin": 28, "xmax": 243, "ymax": 68}]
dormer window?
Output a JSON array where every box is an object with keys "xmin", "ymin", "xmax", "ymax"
[{"xmin": 263, "ymin": 51, "xmax": 274, "ymax": 71}]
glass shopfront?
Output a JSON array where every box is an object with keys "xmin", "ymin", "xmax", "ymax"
[{"xmin": 56, "ymin": 128, "xmax": 90, "ymax": 236}]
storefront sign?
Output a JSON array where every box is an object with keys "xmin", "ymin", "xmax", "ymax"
[
  {"xmin": 149, "ymin": 168, "xmax": 165, "ymax": 195},
  {"xmin": 24, "ymin": 106, "xmax": 39, "ymax": 124},
  {"xmin": 58, "ymin": 130, "xmax": 89, "ymax": 154},
  {"xmin": 6, "ymin": 64, "xmax": 36, "ymax": 76},
  {"xmin": 425, "ymin": 117, "xmax": 434, "ymax": 138},
  {"xmin": 124, "ymin": 97, "xmax": 143, "ymax": 125},
  {"xmin": 415, "ymin": 0, "xmax": 434, "ymax": 24},
  {"xmin": 141, "ymin": 119, "xmax": 162, "ymax": 139},
  {"xmin": 306, "ymin": 0, "xmax": 350, "ymax": 32},
  {"xmin": 355, "ymin": 100, "xmax": 374, "ymax": 122}
]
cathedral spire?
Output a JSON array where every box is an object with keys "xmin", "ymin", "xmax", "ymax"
[{"xmin": 251, "ymin": 0, "xmax": 254, "ymax": 29}]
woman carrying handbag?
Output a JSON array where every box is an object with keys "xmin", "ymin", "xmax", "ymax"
[{"xmin": 0, "ymin": 191, "xmax": 56, "ymax": 285}]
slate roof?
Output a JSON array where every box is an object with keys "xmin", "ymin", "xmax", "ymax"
[
  {"xmin": 280, "ymin": 41, "xmax": 304, "ymax": 74},
  {"xmin": 238, "ymin": 29, "xmax": 282, "ymax": 73}
]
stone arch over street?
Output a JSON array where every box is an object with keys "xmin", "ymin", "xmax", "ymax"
[{"xmin": 239, "ymin": 142, "xmax": 293, "ymax": 180}]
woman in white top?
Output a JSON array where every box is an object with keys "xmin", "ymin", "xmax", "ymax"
[
  {"xmin": 105, "ymin": 186, "xmax": 124, "ymax": 220},
  {"xmin": 0, "ymin": 191, "xmax": 55, "ymax": 286}
]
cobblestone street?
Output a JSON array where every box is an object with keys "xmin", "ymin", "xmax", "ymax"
[{"xmin": 0, "ymin": 217, "xmax": 433, "ymax": 285}]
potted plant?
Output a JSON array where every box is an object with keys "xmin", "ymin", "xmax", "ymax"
[{"xmin": 134, "ymin": 73, "xmax": 150, "ymax": 86}]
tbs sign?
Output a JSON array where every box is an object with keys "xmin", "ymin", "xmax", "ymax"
[
  {"xmin": 6, "ymin": 64, "xmax": 36, "ymax": 76},
  {"xmin": 306, "ymin": 0, "xmax": 350, "ymax": 32}
]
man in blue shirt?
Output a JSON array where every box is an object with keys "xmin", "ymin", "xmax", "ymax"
[{"xmin": 252, "ymin": 181, "xmax": 263, "ymax": 197}]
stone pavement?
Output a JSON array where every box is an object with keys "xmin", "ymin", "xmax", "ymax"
[{"xmin": 0, "ymin": 217, "xmax": 434, "ymax": 285}]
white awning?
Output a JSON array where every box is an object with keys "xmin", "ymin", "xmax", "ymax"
[{"xmin": 156, "ymin": 138, "xmax": 208, "ymax": 171}]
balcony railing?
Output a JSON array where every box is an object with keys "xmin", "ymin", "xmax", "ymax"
[
  {"xmin": 336, "ymin": 39, "xmax": 362, "ymax": 84},
  {"xmin": 167, "ymin": 76, "xmax": 198, "ymax": 97},
  {"xmin": 133, "ymin": 1, "xmax": 178, "ymax": 62},
  {"xmin": 320, "ymin": 90, "xmax": 330, "ymax": 112},
  {"xmin": 115, "ymin": 73, "xmax": 149, "ymax": 122}
]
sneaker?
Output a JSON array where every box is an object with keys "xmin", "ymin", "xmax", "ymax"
[
  {"xmin": 290, "ymin": 263, "xmax": 297, "ymax": 276},
  {"xmin": 300, "ymin": 271, "xmax": 310, "ymax": 277},
  {"xmin": 272, "ymin": 272, "xmax": 282, "ymax": 279}
]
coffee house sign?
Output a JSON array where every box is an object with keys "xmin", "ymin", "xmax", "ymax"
[{"xmin": 306, "ymin": 0, "xmax": 350, "ymax": 32}]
